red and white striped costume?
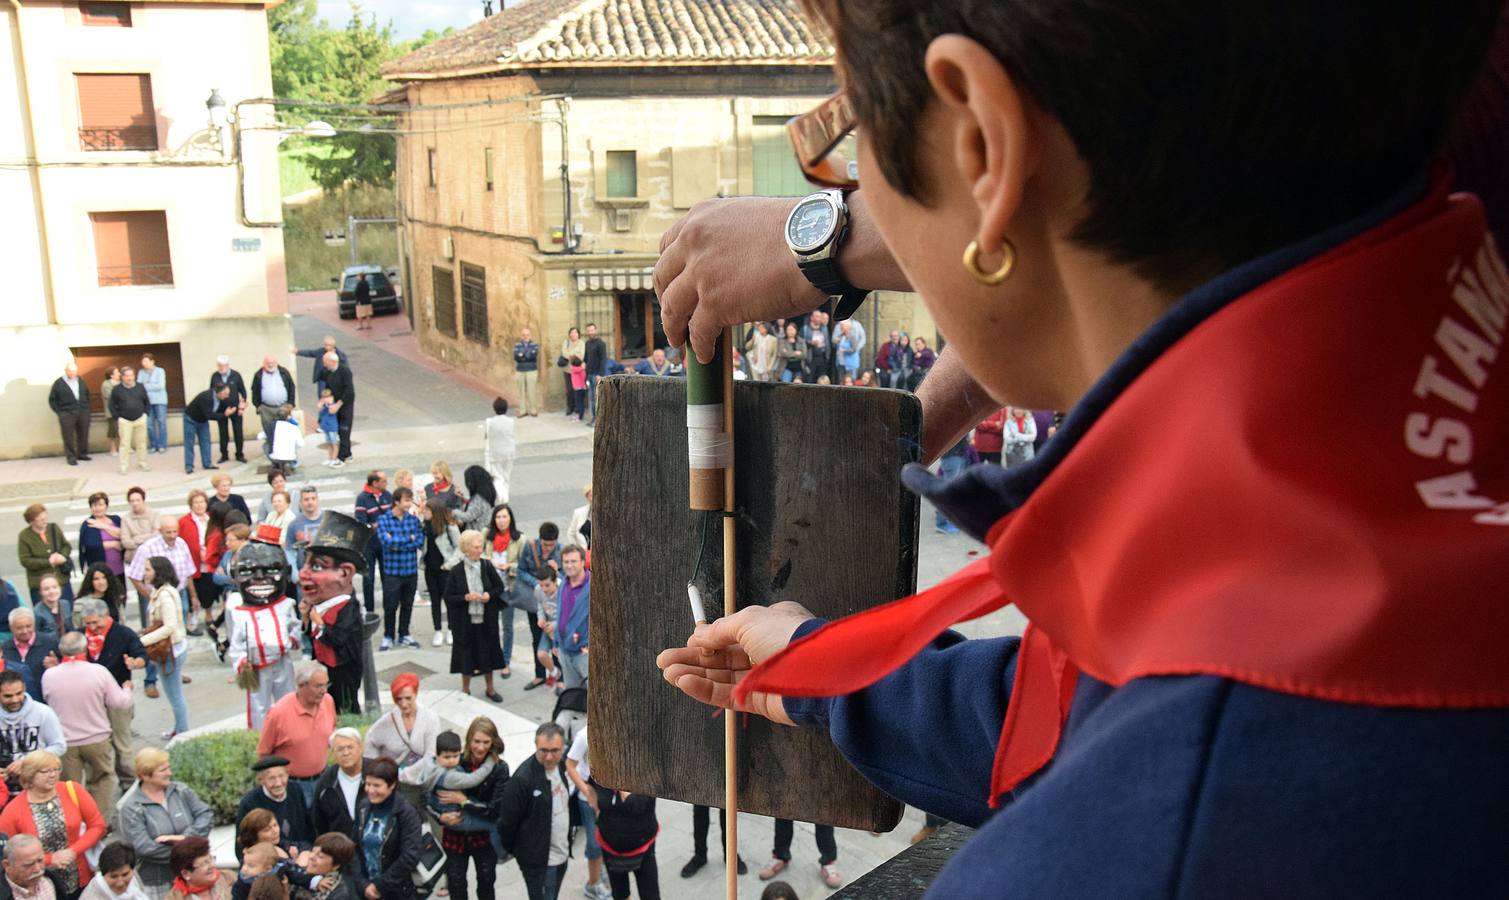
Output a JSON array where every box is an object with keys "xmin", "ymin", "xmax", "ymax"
[{"xmin": 227, "ymin": 595, "xmax": 301, "ymax": 728}]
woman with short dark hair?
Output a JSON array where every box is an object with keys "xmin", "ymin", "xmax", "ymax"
[
  {"xmin": 79, "ymin": 493, "xmax": 124, "ymax": 579},
  {"xmin": 655, "ymin": 2, "xmax": 1509, "ymax": 895},
  {"xmin": 353, "ymin": 758, "xmax": 421, "ymax": 900},
  {"xmin": 292, "ymin": 834, "xmax": 360, "ymax": 900},
  {"xmin": 165, "ymin": 837, "xmax": 230, "ymax": 900}
]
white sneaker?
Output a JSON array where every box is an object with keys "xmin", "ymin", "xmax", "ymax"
[
  {"xmin": 431, "ymin": 633, "xmax": 443, "ymax": 648},
  {"xmin": 445, "ymin": 630, "xmax": 454, "ymax": 645}
]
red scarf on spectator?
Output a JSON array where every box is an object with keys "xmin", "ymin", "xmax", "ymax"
[
  {"xmin": 737, "ymin": 182, "xmax": 1509, "ymax": 808},
  {"xmin": 492, "ymin": 532, "xmax": 511, "ymax": 554},
  {"xmin": 172, "ymin": 877, "xmax": 216, "ymax": 896},
  {"xmin": 85, "ymin": 620, "xmax": 112, "ymax": 659}
]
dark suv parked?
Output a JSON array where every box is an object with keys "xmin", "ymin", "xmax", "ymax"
[{"xmin": 333, "ymin": 265, "xmax": 401, "ymax": 318}]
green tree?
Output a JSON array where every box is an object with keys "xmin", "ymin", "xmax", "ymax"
[{"xmin": 267, "ymin": 2, "xmax": 450, "ymax": 191}]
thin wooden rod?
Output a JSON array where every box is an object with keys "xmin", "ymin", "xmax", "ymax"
[{"xmin": 722, "ymin": 326, "xmax": 738, "ymax": 899}]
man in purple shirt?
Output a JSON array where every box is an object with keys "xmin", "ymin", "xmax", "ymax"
[{"xmin": 554, "ymin": 546, "xmax": 590, "ymax": 689}]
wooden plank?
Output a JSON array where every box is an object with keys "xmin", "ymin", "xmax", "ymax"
[{"xmin": 590, "ymin": 375, "xmax": 919, "ymax": 832}]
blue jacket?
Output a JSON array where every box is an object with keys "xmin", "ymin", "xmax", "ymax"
[
  {"xmin": 139, "ymin": 367, "xmax": 168, "ymax": 405},
  {"xmin": 556, "ymin": 574, "xmax": 589, "ymax": 655},
  {"xmin": 3, "ymin": 633, "xmax": 59, "ymax": 700},
  {"xmin": 784, "ymin": 179, "xmax": 1509, "ymax": 897},
  {"xmin": 78, "ymin": 515, "xmax": 122, "ymax": 570}
]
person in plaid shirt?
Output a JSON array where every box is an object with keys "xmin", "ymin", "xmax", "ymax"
[
  {"xmin": 124, "ymin": 515, "xmax": 199, "ymax": 699},
  {"xmin": 125, "ymin": 515, "xmax": 199, "ymax": 617},
  {"xmin": 375, "ymin": 488, "xmax": 424, "ymax": 651}
]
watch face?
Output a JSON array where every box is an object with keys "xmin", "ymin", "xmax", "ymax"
[{"xmin": 787, "ymin": 197, "xmax": 837, "ymax": 251}]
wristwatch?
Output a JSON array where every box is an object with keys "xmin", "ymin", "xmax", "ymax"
[{"xmin": 785, "ymin": 189, "xmax": 870, "ymax": 321}]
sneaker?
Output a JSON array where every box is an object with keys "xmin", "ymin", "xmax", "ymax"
[
  {"xmin": 738, "ymin": 858, "xmax": 748, "ymax": 876},
  {"xmin": 758, "ymin": 859, "xmax": 787, "ymax": 881},
  {"xmin": 330, "ymin": 459, "xmax": 345, "ymax": 468},
  {"xmin": 445, "ymin": 630, "xmax": 454, "ymax": 645},
  {"xmin": 431, "ymin": 633, "xmax": 444, "ymax": 647},
  {"xmin": 679, "ymin": 857, "xmax": 707, "ymax": 878},
  {"xmin": 161, "ymin": 730, "xmax": 177, "ymax": 741},
  {"xmin": 820, "ymin": 863, "xmax": 843, "ymax": 888},
  {"xmin": 379, "ymin": 637, "xmax": 393, "ymax": 651},
  {"xmin": 545, "ymin": 674, "xmax": 558, "ymax": 689},
  {"xmin": 399, "ymin": 636, "xmax": 421, "ymax": 649}
]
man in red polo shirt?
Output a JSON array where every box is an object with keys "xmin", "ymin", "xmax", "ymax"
[{"xmin": 255, "ymin": 660, "xmax": 335, "ymax": 807}]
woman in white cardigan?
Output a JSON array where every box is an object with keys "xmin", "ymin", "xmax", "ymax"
[
  {"xmin": 139, "ymin": 557, "xmax": 189, "ymax": 740},
  {"xmin": 363, "ymin": 673, "xmax": 441, "ymax": 793}
]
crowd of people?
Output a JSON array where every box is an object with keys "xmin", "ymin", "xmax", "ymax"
[{"xmin": 46, "ymin": 339, "xmax": 358, "ymax": 476}]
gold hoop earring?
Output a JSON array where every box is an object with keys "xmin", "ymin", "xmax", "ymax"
[{"xmin": 963, "ymin": 239, "xmax": 1017, "ymax": 286}]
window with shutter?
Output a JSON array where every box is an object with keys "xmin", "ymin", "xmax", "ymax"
[
  {"xmin": 752, "ymin": 116, "xmax": 812, "ymax": 197},
  {"xmin": 90, "ymin": 211, "xmax": 173, "ymax": 287},
  {"xmin": 79, "ymin": 2, "xmax": 132, "ymax": 26},
  {"xmin": 606, "ymin": 150, "xmax": 638, "ymax": 198},
  {"xmin": 76, "ymin": 73, "xmax": 158, "ymax": 151},
  {"xmin": 433, "ymin": 266, "xmax": 457, "ymax": 338},
  {"xmin": 460, "ymin": 263, "xmax": 489, "ymax": 345}
]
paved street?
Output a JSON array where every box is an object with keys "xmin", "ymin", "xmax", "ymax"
[{"xmin": 1, "ymin": 295, "xmax": 1025, "ymax": 899}]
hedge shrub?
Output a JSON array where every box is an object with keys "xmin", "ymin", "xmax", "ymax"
[{"xmin": 169, "ymin": 714, "xmax": 375, "ymax": 825}]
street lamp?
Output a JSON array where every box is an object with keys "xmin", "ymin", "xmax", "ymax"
[
  {"xmin": 205, "ymin": 88, "xmax": 228, "ymax": 129},
  {"xmin": 303, "ymin": 120, "xmax": 336, "ymax": 138}
]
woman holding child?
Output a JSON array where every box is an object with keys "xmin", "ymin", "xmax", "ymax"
[{"xmin": 433, "ymin": 719, "xmax": 508, "ymax": 900}]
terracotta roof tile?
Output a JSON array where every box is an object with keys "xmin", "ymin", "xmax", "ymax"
[{"xmin": 385, "ymin": 0, "xmax": 832, "ymax": 79}]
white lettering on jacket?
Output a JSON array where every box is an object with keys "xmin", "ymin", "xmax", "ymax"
[{"xmin": 1405, "ymin": 239, "xmax": 1508, "ymax": 523}]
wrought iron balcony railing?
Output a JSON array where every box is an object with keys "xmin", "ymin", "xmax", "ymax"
[
  {"xmin": 78, "ymin": 126, "xmax": 158, "ymax": 152},
  {"xmin": 96, "ymin": 264, "xmax": 174, "ymax": 287}
]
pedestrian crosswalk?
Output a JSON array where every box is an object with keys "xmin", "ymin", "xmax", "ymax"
[{"xmin": 51, "ymin": 474, "xmax": 361, "ymax": 528}]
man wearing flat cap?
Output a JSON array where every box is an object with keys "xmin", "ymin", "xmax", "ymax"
[
  {"xmin": 297, "ymin": 511, "xmax": 369, "ymax": 714},
  {"xmin": 234, "ymin": 753, "xmax": 316, "ymax": 860}
]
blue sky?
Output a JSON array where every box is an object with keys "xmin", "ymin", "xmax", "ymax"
[{"xmin": 315, "ymin": 0, "xmax": 511, "ymax": 40}]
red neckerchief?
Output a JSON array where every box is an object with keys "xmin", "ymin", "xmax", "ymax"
[
  {"xmin": 433, "ymin": 480, "xmax": 451, "ymax": 493},
  {"xmin": 172, "ymin": 877, "xmax": 216, "ymax": 896},
  {"xmin": 492, "ymin": 531, "xmax": 511, "ymax": 553},
  {"xmin": 310, "ymin": 597, "xmax": 349, "ymax": 667},
  {"xmin": 85, "ymin": 619, "xmax": 112, "ymax": 660},
  {"xmin": 737, "ymin": 182, "xmax": 1509, "ymax": 808},
  {"xmin": 62, "ymin": 654, "xmax": 88, "ymax": 664}
]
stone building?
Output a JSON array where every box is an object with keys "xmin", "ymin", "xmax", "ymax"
[
  {"xmin": 383, "ymin": 0, "xmax": 930, "ymax": 410},
  {"xmin": 0, "ymin": 0, "xmax": 290, "ymax": 458}
]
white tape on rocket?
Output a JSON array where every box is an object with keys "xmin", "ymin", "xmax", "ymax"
[{"xmin": 688, "ymin": 430, "xmax": 733, "ymax": 469}]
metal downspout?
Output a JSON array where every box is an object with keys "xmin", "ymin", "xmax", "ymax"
[{"xmin": 7, "ymin": 0, "xmax": 58, "ymax": 324}]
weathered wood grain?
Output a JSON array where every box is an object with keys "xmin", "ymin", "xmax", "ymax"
[{"xmin": 590, "ymin": 375, "xmax": 920, "ymax": 832}]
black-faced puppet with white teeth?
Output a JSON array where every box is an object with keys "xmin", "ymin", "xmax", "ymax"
[{"xmin": 226, "ymin": 524, "xmax": 304, "ymax": 728}]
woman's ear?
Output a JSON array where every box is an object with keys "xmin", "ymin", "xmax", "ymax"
[{"xmin": 924, "ymin": 35, "xmax": 1039, "ymax": 261}]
